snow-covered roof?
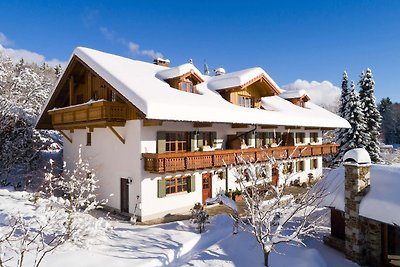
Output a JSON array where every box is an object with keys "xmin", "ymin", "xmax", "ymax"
[
  {"xmin": 206, "ymin": 67, "xmax": 281, "ymax": 92},
  {"xmin": 343, "ymin": 148, "xmax": 371, "ymax": 165},
  {"xmin": 321, "ymin": 164, "xmax": 400, "ymax": 225},
  {"xmin": 280, "ymin": 89, "xmax": 309, "ymax": 99},
  {"xmin": 156, "ymin": 63, "xmax": 203, "ymax": 81},
  {"xmin": 39, "ymin": 47, "xmax": 350, "ymax": 129}
]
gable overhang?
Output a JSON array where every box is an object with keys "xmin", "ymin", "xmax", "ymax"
[
  {"xmin": 36, "ymin": 55, "xmax": 145, "ymax": 129},
  {"xmin": 216, "ymin": 74, "xmax": 281, "ymax": 96}
]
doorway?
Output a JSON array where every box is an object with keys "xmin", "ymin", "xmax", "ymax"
[
  {"xmin": 272, "ymin": 165, "xmax": 279, "ymax": 186},
  {"xmin": 202, "ymin": 173, "xmax": 212, "ymax": 204},
  {"xmin": 120, "ymin": 178, "xmax": 129, "ymax": 213}
]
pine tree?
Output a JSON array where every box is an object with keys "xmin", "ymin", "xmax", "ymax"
[
  {"xmin": 358, "ymin": 68, "xmax": 382, "ymax": 162},
  {"xmin": 346, "ymin": 81, "xmax": 369, "ymax": 150},
  {"xmin": 336, "ymin": 71, "xmax": 350, "ymax": 154}
]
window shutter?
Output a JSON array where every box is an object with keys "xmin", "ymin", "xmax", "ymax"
[
  {"xmin": 190, "ymin": 132, "xmax": 196, "ymax": 152},
  {"xmin": 248, "ymin": 133, "xmax": 253, "ymax": 147},
  {"xmin": 222, "ymin": 169, "xmax": 227, "ymax": 179},
  {"xmin": 188, "ymin": 175, "xmax": 196, "ymax": 192},
  {"xmin": 157, "ymin": 179, "xmax": 166, "ymax": 198},
  {"xmin": 197, "ymin": 132, "xmax": 203, "ymax": 148},
  {"xmin": 255, "ymin": 132, "xmax": 262, "ymax": 148},
  {"xmin": 210, "ymin": 132, "xmax": 217, "ymax": 147},
  {"xmin": 157, "ymin": 132, "xmax": 166, "ymax": 153}
]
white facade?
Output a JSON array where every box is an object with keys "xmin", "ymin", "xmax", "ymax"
[{"xmin": 63, "ymin": 120, "xmax": 324, "ymax": 221}]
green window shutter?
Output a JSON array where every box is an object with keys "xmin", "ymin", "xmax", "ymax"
[
  {"xmin": 157, "ymin": 132, "xmax": 166, "ymax": 153},
  {"xmin": 157, "ymin": 179, "xmax": 166, "ymax": 198},
  {"xmin": 222, "ymin": 169, "xmax": 227, "ymax": 179},
  {"xmin": 197, "ymin": 132, "xmax": 204, "ymax": 148},
  {"xmin": 255, "ymin": 132, "xmax": 262, "ymax": 148},
  {"xmin": 188, "ymin": 175, "xmax": 196, "ymax": 192},
  {"xmin": 210, "ymin": 132, "xmax": 217, "ymax": 147},
  {"xmin": 190, "ymin": 132, "xmax": 196, "ymax": 152}
]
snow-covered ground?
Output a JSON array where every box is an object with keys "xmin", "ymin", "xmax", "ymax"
[{"xmin": 0, "ymin": 187, "xmax": 359, "ymax": 267}]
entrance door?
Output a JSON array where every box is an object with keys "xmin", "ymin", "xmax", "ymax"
[
  {"xmin": 202, "ymin": 173, "xmax": 212, "ymax": 204},
  {"xmin": 272, "ymin": 165, "xmax": 279, "ymax": 186},
  {"xmin": 120, "ymin": 178, "xmax": 129, "ymax": 213},
  {"xmin": 282, "ymin": 132, "xmax": 294, "ymax": 146}
]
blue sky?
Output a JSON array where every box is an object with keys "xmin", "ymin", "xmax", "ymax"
[{"xmin": 1, "ymin": 0, "xmax": 399, "ymax": 103}]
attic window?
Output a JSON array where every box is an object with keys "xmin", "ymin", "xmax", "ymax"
[
  {"xmin": 238, "ymin": 95, "xmax": 254, "ymax": 108},
  {"xmin": 179, "ymin": 80, "xmax": 195, "ymax": 93}
]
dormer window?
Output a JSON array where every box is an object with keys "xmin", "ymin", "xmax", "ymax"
[
  {"xmin": 238, "ymin": 95, "xmax": 254, "ymax": 108},
  {"xmin": 179, "ymin": 80, "xmax": 195, "ymax": 93}
]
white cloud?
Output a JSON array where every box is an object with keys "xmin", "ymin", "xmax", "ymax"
[
  {"xmin": 0, "ymin": 32, "xmax": 13, "ymax": 46},
  {"xmin": 127, "ymin": 41, "xmax": 163, "ymax": 59},
  {"xmin": 99, "ymin": 27, "xmax": 163, "ymax": 60},
  {"xmin": 0, "ymin": 32, "xmax": 66, "ymax": 67},
  {"xmin": 282, "ymin": 79, "xmax": 340, "ymax": 109}
]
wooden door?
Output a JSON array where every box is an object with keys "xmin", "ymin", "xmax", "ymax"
[
  {"xmin": 272, "ymin": 165, "xmax": 279, "ymax": 186},
  {"xmin": 120, "ymin": 178, "xmax": 129, "ymax": 213},
  {"xmin": 202, "ymin": 173, "xmax": 212, "ymax": 204},
  {"xmin": 282, "ymin": 132, "xmax": 294, "ymax": 146}
]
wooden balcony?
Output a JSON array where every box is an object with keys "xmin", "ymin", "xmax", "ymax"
[
  {"xmin": 142, "ymin": 143, "xmax": 339, "ymax": 173},
  {"xmin": 48, "ymin": 100, "xmax": 129, "ymax": 129}
]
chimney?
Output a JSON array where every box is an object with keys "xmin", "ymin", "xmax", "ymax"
[
  {"xmin": 214, "ymin": 67, "xmax": 226, "ymax": 76},
  {"xmin": 342, "ymin": 148, "xmax": 371, "ymax": 265},
  {"xmin": 153, "ymin": 58, "xmax": 170, "ymax": 67}
]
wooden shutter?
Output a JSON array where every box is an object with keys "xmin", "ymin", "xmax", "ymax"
[
  {"xmin": 255, "ymin": 132, "xmax": 262, "ymax": 148},
  {"xmin": 210, "ymin": 132, "xmax": 217, "ymax": 147},
  {"xmin": 188, "ymin": 175, "xmax": 196, "ymax": 192},
  {"xmin": 190, "ymin": 132, "xmax": 196, "ymax": 152},
  {"xmin": 222, "ymin": 169, "xmax": 227, "ymax": 179},
  {"xmin": 157, "ymin": 179, "xmax": 166, "ymax": 198},
  {"xmin": 157, "ymin": 132, "xmax": 166, "ymax": 153},
  {"xmin": 197, "ymin": 132, "xmax": 203, "ymax": 148}
]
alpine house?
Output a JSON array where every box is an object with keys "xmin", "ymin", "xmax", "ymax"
[{"xmin": 36, "ymin": 47, "xmax": 349, "ymax": 221}]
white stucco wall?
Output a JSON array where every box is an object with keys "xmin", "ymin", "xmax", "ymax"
[
  {"xmin": 62, "ymin": 120, "xmax": 325, "ymax": 221},
  {"xmin": 63, "ymin": 120, "xmax": 142, "ymax": 216}
]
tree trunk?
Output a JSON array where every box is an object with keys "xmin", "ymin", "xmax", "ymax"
[{"xmin": 264, "ymin": 250, "xmax": 270, "ymax": 267}]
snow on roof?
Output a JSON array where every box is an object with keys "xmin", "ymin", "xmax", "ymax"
[
  {"xmin": 206, "ymin": 67, "xmax": 280, "ymax": 91},
  {"xmin": 343, "ymin": 148, "xmax": 371, "ymax": 165},
  {"xmin": 156, "ymin": 63, "xmax": 203, "ymax": 81},
  {"xmin": 280, "ymin": 89, "xmax": 309, "ymax": 99},
  {"xmin": 321, "ymin": 164, "xmax": 400, "ymax": 225},
  {"xmin": 42, "ymin": 47, "xmax": 349, "ymax": 128}
]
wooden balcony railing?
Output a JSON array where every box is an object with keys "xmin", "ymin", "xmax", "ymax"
[
  {"xmin": 142, "ymin": 143, "xmax": 339, "ymax": 173},
  {"xmin": 48, "ymin": 100, "xmax": 128, "ymax": 128}
]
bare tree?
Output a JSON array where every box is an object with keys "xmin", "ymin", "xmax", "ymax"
[{"xmin": 230, "ymin": 149, "xmax": 331, "ymax": 267}]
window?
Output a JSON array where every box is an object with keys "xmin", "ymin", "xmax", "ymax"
[
  {"xmin": 165, "ymin": 132, "xmax": 188, "ymax": 153},
  {"xmin": 257, "ymin": 132, "xmax": 282, "ymax": 147},
  {"xmin": 310, "ymin": 159, "xmax": 318, "ymax": 169},
  {"xmin": 310, "ymin": 132, "xmax": 318, "ymax": 143},
  {"xmin": 283, "ymin": 162, "xmax": 294, "ymax": 174},
  {"xmin": 202, "ymin": 132, "xmax": 214, "ymax": 147},
  {"xmin": 237, "ymin": 95, "xmax": 254, "ymax": 108},
  {"xmin": 297, "ymin": 160, "xmax": 305, "ymax": 172},
  {"xmin": 179, "ymin": 81, "xmax": 195, "ymax": 93},
  {"xmin": 165, "ymin": 175, "xmax": 189, "ymax": 194},
  {"xmin": 86, "ymin": 132, "xmax": 92, "ymax": 146},
  {"xmin": 295, "ymin": 132, "xmax": 305, "ymax": 144}
]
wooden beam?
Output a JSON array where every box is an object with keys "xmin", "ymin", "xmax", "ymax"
[
  {"xmin": 193, "ymin": 122, "xmax": 212, "ymax": 128},
  {"xmin": 59, "ymin": 129, "xmax": 72, "ymax": 143},
  {"xmin": 143, "ymin": 119, "xmax": 163, "ymax": 127},
  {"xmin": 261, "ymin": 125, "xmax": 278, "ymax": 129},
  {"xmin": 231, "ymin": 123, "xmax": 248, "ymax": 128},
  {"xmin": 305, "ymin": 127, "xmax": 321, "ymax": 130},
  {"xmin": 285, "ymin": 126, "xmax": 301, "ymax": 130},
  {"xmin": 108, "ymin": 126, "xmax": 125, "ymax": 144},
  {"xmin": 69, "ymin": 75, "xmax": 74, "ymax": 105},
  {"xmin": 87, "ymin": 72, "xmax": 92, "ymax": 100}
]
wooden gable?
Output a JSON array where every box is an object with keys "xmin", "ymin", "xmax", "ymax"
[
  {"xmin": 36, "ymin": 55, "xmax": 144, "ymax": 129},
  {"xmin": 217, "ymin": 74, "xmax": 281, "ymax": 108},
  {"xmin": 164, "ymin": 70, "xmax": 204, "ymax": 94}
]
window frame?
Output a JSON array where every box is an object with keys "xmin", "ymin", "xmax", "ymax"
[
  {"xmin": 297, "ymin": 160, "xmax": 305, "ymax": 172},
  {"xmin": 310, "ymin": 132, "xmax": 319, "ymax": 143},
  {"xmin": 179, "ymin": 80, "xmax": 196, "ymax": 93},
  {"xmin": 237, "ymin": 95, "xmax": 254, "ymax": 108},
  {"xmin": 165, "ymin": 132, "xmax": 188, "ymax": 153},
  {"xmin": 86, "ymin": 132, "xmax": 92, "ymax": 146},
  {"xmin": 295, "ymin": 132, "xmax": 305, "ymax": 144},
  {"xmin": 165, "ymin": 175, "xmax": 189, "ymax": 195}
]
